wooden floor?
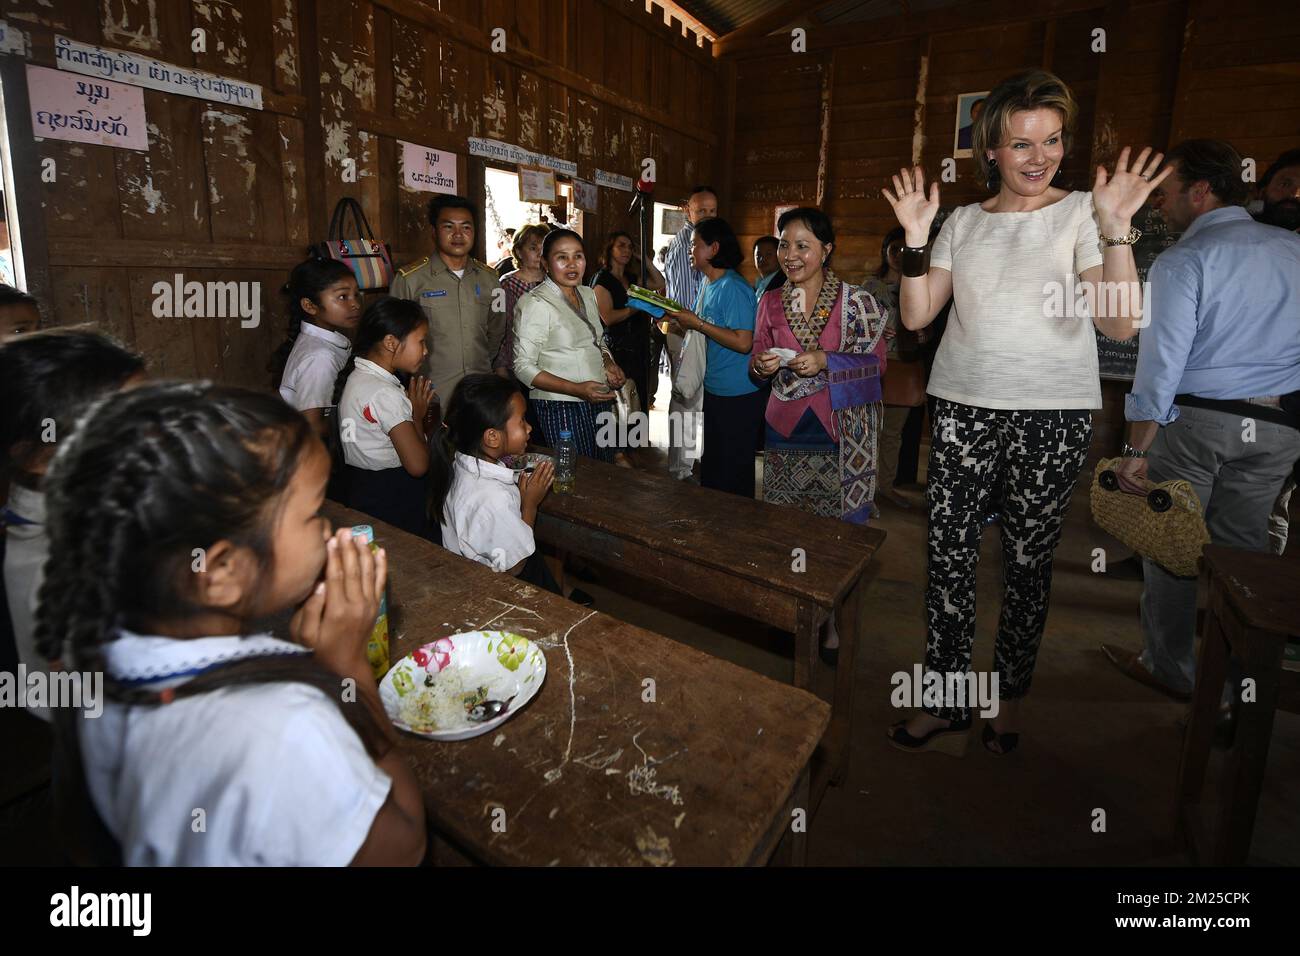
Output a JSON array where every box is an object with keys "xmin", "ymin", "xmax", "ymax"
[{"xmin": 594, "ymin": 372, "xmax": 1300, "ymax": 866}]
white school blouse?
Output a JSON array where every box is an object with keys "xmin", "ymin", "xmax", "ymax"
[
  {"xmin": 278, "ymin": 322, "xmax": 351, "ymax": 411},
  {"xmin": 927, "ymin": 190, "xmax": 1106, "ymax": 410},
  {"xmin": 338, "ymin": 357, "xmax": 411, "ymax": 470},
  {"xmin": 79, "ymin": 630, "xmax": 391, "ymax": 867},
  {"xmin": 440, "ymin": 453, "xmax": 535, "ymax": 573}
]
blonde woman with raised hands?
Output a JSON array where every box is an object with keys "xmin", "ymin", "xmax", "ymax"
[{"xmin": 880, "ymin": 69, "xmax": 1170, "ymax": 757}]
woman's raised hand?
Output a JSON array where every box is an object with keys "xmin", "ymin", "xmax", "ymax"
[
  {"xmin": 883, "ymin": 167, "xmax": 940, "ymax": 245},
  {"xmin": 1092, "ymin": 146, "xmax": 1171, "ymax": 232}
]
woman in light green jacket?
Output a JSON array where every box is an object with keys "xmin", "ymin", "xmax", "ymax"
[{"xmin": 513, "ymin": 229, "xmax": 625, "ymax": 461}]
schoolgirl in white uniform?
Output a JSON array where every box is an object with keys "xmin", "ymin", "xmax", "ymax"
[
  {"xmin": 335, "ymin": 297, "xmax": 437, "ymax": 540},
  {"xmin": 36, "ymin": 383, "xmax": 425, "ymax": 865},
  {"xmin": 429, "ymin": 373, "xmax": 559, "ymax": 592},
  {"xmin": 273, "ymin": 257, "xmax": 360, "ymax": 440}
]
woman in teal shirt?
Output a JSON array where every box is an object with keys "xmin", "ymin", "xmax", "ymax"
[{"xmin": 666, "ymin": 216, "xmax": 763, "ymax": 497}]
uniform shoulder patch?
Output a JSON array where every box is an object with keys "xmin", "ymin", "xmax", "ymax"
[{"xmin": 398, "ymin": 257, "xmax": 429, "ymax": 279}]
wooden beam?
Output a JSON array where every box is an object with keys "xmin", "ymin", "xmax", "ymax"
[
  {"xmin": 371, "ymin": 0, "xmax": 718, "ymax": 145},
  {"xmin": 652, "ymin": 0, "xmax": 717, "ymax": 41},
  {"xmin": 718, "ymin": 58, "xmax": 738, "ymax": 214},
  {"xmin": 1088, "ymin": 0, "xmax": 1130, "ymax": 172},
  {"xmin": 47, "ymin": 238, "xmax": 310, "ymax": 270},
  {"xmin": 814, "ymin": 53, "xmax": 834, "ymax": 208},
  {"xmin": 712, "ymin": 0, "xmax": 846, "ymax": 57},
  {"xmin": 911, "ymin": 34, "xmax": 930, "ymax": 166},
  {"xmin": 299, "ymin": 0, "xmax": 329, "ymax": 246},
  {"xmin": 717, "ymin": 0, "xmax": 1106, "ymax": 58},
  {"xmin": 1166, "ymin": 0, "xmax": 1203, "ymax": 147}
]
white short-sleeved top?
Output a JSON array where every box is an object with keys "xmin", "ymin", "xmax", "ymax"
[
  {"xmin": 927, "ymin": 190, "xmax": 1106, "ymax": 410},
  {"xmin": 278, "ymin": 322, "xmax": 352, "ymax": 411},
  {"xmin": 79, "ymin": 631, "xmax": 391, "ymax": 866},
  {"xmin": 338, "ymin": 357, "xmax": 412, "ymax": 470},
  {"xmin": 440, "ymin": 453, "xmax": 535, "ymax": 573}
]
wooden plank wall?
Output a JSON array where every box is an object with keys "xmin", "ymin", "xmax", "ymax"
[
  {"xmin": 722, "ymin": 0, "xmax": 1298, "ymax": 286},
  {"xmin": 4, "ymin": 0, "xmax": 717, "ymax": 390}
]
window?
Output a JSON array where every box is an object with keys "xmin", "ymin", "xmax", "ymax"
[
  {"xmin": 0, "ymin": 76, "xmax": 25, "ymax": 288},
  {"xmin": 483, "ymin": 167, "xmax": 582, "ymax": 263},
  {"xmin": 652, "ymin": 201, "xmax": 682, "ymax": 271}
]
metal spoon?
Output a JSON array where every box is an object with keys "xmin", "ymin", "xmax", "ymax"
[{"xmin": 467, "ymin": 696, "xmax": 516, "ymax": 723}]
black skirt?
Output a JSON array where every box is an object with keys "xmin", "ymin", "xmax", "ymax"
[{"xmin": 344, "ymin": 464, "xmax": 440, "ymax": 544}]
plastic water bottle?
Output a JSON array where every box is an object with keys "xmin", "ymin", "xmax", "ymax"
[
  {"xmin": 350, "ymin": 525, "xmax": 389, "ymax": 679},
  {"xmin": 554, "ymin": 429, "xmax": 576, "ymax": 494}
]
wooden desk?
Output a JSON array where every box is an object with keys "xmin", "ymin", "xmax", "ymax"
[
  {"xmin": 533, "ymin": 453, "xmax": 886, "ymax": 806},
  {"xmin": 322, "ymin": 502, "xmax": 830, "ymax": 866},
  {"xmin": 1177, "ymin": 545, "xmax": 1300, "ymax": 865}
]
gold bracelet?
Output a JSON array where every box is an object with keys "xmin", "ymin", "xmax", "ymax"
[{"xmin": 1100, "ymin": 226, "xmax": 1142, "ymax": 246}]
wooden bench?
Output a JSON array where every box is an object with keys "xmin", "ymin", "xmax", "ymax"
[
  {"xmin": 322, "ymin": 502, "xmax": 830, "ymax": 866},
  {"xmin": 1177, "ymin": 544, "xmax": 1300, "ymax": 864},
  {"xmin": 532, "ymin": 452, "xmax": 886, "ymax": 807}
]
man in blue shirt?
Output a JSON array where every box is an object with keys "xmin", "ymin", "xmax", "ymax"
[
  {"xmin": 1102, "ymin": 140, "xmax": 1300, "ymax": 701},
  {"xmin": 752, "ymin": 236, "xmax": 785, "ymax": 300},
  {"xmin": 663, "ymin": 186, "xmax": 717, "ymax": 480}
]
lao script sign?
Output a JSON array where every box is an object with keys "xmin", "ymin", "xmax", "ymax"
[
  {"xmin": 55, "ymin": 35, "xmax": 263, "ymax": 111},
  {"xmin": 400, "ymin": 141, "xmax": 458, "ymax": 194},
  {"xmin": 27, "ymin": 64, "xmax": 148, "ymax": 151}
]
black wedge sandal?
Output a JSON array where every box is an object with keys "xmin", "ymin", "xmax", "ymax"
[
  {"xmin": 982, "ymin": 723, "xmax": 1020, "ymax": 756},
  {"xmin": 886, "ymin": 715, "xmax": 972, "ymax": 756}
]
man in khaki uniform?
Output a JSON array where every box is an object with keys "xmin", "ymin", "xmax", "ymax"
[{"xmin": 389, "ymin": 194, "xmax": 504, "ymax": 401}]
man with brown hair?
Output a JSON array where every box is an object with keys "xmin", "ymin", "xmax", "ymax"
[{"xmin": 1103, "ymin": 139, "xmax": 1300, "ymax": 700}]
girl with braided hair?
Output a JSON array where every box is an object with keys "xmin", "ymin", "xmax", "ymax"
[{"xmin": 36, "ymin": 382, "xmax": 425, "ymax": 865}]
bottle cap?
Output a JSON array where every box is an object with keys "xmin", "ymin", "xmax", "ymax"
[{"xmin": 559, "ymin": 430, "xmax": 573, "ymax": 439}]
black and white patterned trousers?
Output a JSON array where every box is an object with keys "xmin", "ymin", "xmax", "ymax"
[{"xmin": 923, "ymin": 398, "xmax": 1093, "ymax": 720}]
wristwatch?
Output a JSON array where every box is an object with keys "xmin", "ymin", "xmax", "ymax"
[{"xmin": 1121, "ymin": 443, "xmax": 1148, "ymax": 459}]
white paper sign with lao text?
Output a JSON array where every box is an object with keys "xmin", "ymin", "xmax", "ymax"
[
  {"xmin": 27, "ymin": 64, "xmax": 148, "ymax": 151},
  {"xmin": 400, "ymin": 141, "xmax": 458, "ymax": 194}
]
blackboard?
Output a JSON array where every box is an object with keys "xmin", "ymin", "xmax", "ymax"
[{"xmin": 1096, "ymin": 204, "xmax": 1180, "ymax": 380}]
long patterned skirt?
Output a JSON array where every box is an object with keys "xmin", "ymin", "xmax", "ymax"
[
  {"xmin": 531, "ymin": 397, "xmax": 616, "ymax": 463},
  {"xmin": 762, "ymin": 408, "xmax": 844, "ymax": 519}
]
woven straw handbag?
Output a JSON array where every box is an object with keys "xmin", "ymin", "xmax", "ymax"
[{"xmin": 1089, "ymin": 457, "xmax": 1210, "ymax": 577}]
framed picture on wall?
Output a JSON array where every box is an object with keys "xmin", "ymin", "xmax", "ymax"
[
  {"xmin": 518, "ymin": 164, "xmax": 557, "ymax": 204},
  {"xmin": 774, "ymin": 205, "xmax": 798, "ymax": 235},
  {"xmin": 661, "ymin": 207, "xmax": 686, "ymax": 235},
  {"xmin": 953, "ymin": 91, "xmax": 989, "ymax": 158}
]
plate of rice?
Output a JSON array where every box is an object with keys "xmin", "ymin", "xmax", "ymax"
[{"xmin": 379, "ymin": 631, "xmax": 547, "ymax": 741}]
